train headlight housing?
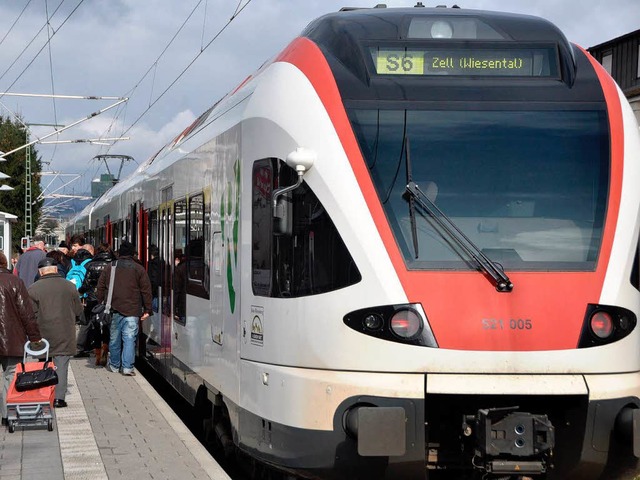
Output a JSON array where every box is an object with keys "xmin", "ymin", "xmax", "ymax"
[
  {"xmin": 578, "ymin": 304, "xmax": 636, "ymax": 348},
  {"xmin": 390, "ymin": 309, "xmax": 422, "ymax": 339},
  {"xmin": 344, "ymin": 303, "xmax": 438, "ymax": 348},
  {"xmin": 590, "ymin": 311, "xmax": 614, "ymax": 339}
]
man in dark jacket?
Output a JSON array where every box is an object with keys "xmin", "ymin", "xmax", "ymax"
[
  {"xmin": 0, "ymin": 252, "xmax": 42, "ymax": 424},
  {"xmin": 97, "ymin": 240, "xmax": 152, "ymax": 376},
  {"xmin": 79, "ymin": 243, "xmax": 116, "ymax": 366},
  {"xmin": 28, "ymin": 257, "xmax": 83, "ymax": 408}
]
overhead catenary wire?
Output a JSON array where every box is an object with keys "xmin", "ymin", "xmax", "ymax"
[
  {"xmin": 95, "ymin": 0, "xmax": 208, "ymax": 169},
  {"xmin": 47, "ymin": 0, "xmax": 252, "ymax": 197},
  {"xmin": 1, "ymin": 0, "xmax": 253, "ymax": 203},
  {"xmin": 0, "ymin": 0, "xmax": 84, "ymax": 102},
  {"xmin": 0, "ymin": 93, "xmax": 126, "ymax": 145},
  {"xmin": 0, "ymin": 0, "xmax": 34, "ymax": 50},
  {"xmin": 117, "ymin": 0, "xmax": 254, "ymax": 140},
  {"xmin": 0, "ymin": 96, "xmax": 128, "ymax": 159},
  {"xmin": 200, "ymin": 0, "xmax": 209, "ymax": 52},
  {"xmin": 45, "ymin": 0, "xmax": 60, "ymax": 162},
  {"xmin": 0, "ymin": 0, "xmax": 66, "ymax": 90},
  {"xmin": 37, "ymin": 172, "xmax": 84, "ymax": 202},
  {"xmin": 124, "ymin": 0, "xmax": 205, "ymax": 108}
]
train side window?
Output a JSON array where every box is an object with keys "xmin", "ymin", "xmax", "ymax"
[
  {"xmin": 252, "ymin": 160, "xmax": 274, "ymax": 296},
  {"xmin": 112, "ymin": 222, "xmax": 120, "ymax": 251},
  {"xmin": 130, "ymin": 204, "xmax": 138, "ymax": 249},
  {"xmin": 174, "ymin": 198, "xmax": 188, "ymax": 325},
  {"xmin": 251, "ymin": 158, "xmax": 361, "ymax": 298},
  {"xmin": 186, "ymin": 193, "xmax": 210, "ymax": 299},
  {"xmin": 173, "ymin": 198, "xmax": 188, "ymax": 325}
]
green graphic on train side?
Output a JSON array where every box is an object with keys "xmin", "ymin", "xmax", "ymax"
[{"xmin": 220, "ymin": 159, "xmax": 240, "ymax": 313}]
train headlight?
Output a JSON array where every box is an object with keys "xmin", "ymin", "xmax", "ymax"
[
  {"xmin": 590, "ymin": 311, "xmax": 614, "ymax": 339},
  {"xmin": 578, "ymin": 304, "xmax": 637, "ymax": 348},
  {"xmin": 430, "ymin": 20, "xmax": 453, "ymax": 39},
  {"xmin": 390, "ymin": 308, "xmax": 422, "ymax": 339},
  {"xmin": 363, "ymin": 314, "xmax": 383, "ymax": 331},
  {"xmin": 344, "ymin": 303, "xmax": 438, "ymax": 348}
]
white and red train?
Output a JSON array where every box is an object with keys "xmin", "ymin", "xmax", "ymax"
[{"xmin": 67, "ymin": 5, "xmax": 640, "ymax": 479}]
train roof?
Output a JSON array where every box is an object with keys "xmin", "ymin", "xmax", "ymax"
[
  {"xmin": 304, "ymin": 6, "xmax": 571, "ymax": 44},
  {"xmin": 300, "ymin": 5, "xmax": 580, "ymax": 99}
]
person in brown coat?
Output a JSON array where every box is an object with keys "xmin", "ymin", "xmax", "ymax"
[
  {"xmin": 97, "ymin": 240, "xmax": 152, "ymax": 376},
  {"xmin": 28, "ymin": 256, "xmax": 83, "ymax": 408},
  {"xmin": 0, "ymin": 252, "xmax": 42, "ymax": 425}
]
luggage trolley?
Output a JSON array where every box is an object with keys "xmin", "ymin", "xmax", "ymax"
[{"xmin": 6, "ymin": 340, "xmax": 55, "ymax": 433}]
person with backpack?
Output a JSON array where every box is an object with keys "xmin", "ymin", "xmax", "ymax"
[
  {"xmin": 79, "ymin": 243, "xmax": 116, "ymax": 366},
  {"xmin": 66, "ymin": 247, "xmax": 92, "ymax": 290},
  {"xmin": 68, "ymin": 247, "xmax": 93, "ymax": 357}
]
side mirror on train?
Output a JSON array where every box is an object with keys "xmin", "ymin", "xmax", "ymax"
[
  {"xmin": 285, "ymin": 147, "xmax": 316, "ymax": 174},
  {"xmin": 272, "ymin": 148, "xmax": 316, "ymax": 235}
]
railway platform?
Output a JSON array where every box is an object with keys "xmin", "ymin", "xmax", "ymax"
[{"xmin": 0, "ymin": 357, "xmax": 230, "ymax": 480}]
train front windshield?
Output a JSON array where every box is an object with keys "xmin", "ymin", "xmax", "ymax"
[{"xmin": 349, "ymin": 109, "xmax": 609, "ymax": 271}]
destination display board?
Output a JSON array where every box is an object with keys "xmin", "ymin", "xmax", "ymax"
[{"xmin": 371, "ymin": 46, "xmax": 558, "ymax": 77}]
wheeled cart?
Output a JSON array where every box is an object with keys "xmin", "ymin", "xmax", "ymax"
[{"xmin": 6, "ymin": 340, "xmax": 55, "ymax": 433}]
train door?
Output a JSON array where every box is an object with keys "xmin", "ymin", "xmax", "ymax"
[
  {"xmin": 173, "ymin": 198, "xmax": 187, "ymax": 326},
  {"xmin": 127, "ymin": 201, "xmax": 146, "ymax": 260},
  {"xmin": 105, "ymin": 218, "xmax": 112, "ymax": 246},
  {"xmin": 139, "ymin": 206, "xmax": 147, "ymax": 265},
  {"xmin": 158, "ymin": 194, "xmax": 174, "ymax": 360},
  {"xmin": 144, "ymin": 209, "xmax": 163, "ymax": 354},
  {"xmin": 130, "ymin": 203, "xmax": 137, "ymax": 248}
]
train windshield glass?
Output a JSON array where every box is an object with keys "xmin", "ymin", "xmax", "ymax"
[{"xmin": 349, "ymin": 109, "xmax": 609, "ymax": 271}]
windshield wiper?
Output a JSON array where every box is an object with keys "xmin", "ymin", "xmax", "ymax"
[
  {"xmin": 404, "ymin": 136, "xmax": 420, "ymax": 259},
  {"xmin": 405, "ymin": 181, "xmax": 514, "ymax": 293}
]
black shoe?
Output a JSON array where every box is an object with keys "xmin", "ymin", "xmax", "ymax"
[
  {"xmin": 74, "ymin": 351, "xmax": 90, "ymax": 358},
  {"xmin": 1, "ymin": 417, "xmax": 7, "ymax": 426},
  {"xmin": 53, "ymin": 399, "xmax": 67, "ymax": 408}
]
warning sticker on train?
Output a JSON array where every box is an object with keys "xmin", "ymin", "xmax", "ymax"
[{"xmin": 250, "ymin": 306, "xmax": 264, "ymax": 347}]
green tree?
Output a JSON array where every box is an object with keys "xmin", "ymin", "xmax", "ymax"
[{"xmin": 0, "ymin": 116, "xmax": 44, "ymax": 250}]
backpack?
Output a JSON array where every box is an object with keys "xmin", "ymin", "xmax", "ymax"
[{"xmin": 66, "ymin": 258, "xmax": 91, "ymax": 290}]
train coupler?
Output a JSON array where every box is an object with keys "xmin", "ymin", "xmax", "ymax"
[{"xmin": 462, "ymin": 406, "xmax": 555, "ymax": 476}]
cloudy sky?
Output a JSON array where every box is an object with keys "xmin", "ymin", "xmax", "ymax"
[{"xmin": 0, "ymin": 0, "xmax": 636, "ymax": 215}]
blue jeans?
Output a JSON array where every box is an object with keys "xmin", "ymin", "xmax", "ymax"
[{"xmin": 109, "ymin": 313, "xmax": 139, "ymax": 373}]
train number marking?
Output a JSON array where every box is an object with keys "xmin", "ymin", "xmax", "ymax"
[
  {"xmin": 481, "ymin": 318, "xmax": 532, "ymax": 330},
  {"xmin": 377, "ymin": 51, "xmax": 424, "ymax": 75}
]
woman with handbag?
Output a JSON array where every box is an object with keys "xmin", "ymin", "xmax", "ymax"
[
  {"xmin": 79, "ymin": 244, "xmax": 116, "ymax": 366},
  {"xmin": 27, "ymin": 257, "xmax": 83, "ymax": 408}
]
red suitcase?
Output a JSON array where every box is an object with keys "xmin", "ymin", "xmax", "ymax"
[{"xmin": 6, "ymin": 340, "xmax": 55, "ymax": 433}]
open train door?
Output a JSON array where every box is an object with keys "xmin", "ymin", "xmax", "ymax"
[
  {"xmin": 138, "ymin": 193, "xmax": 175, "ymax": 373},
  {"xmin": 141, "ymin": 203, "xmax": 172, "ymax": 366}
]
